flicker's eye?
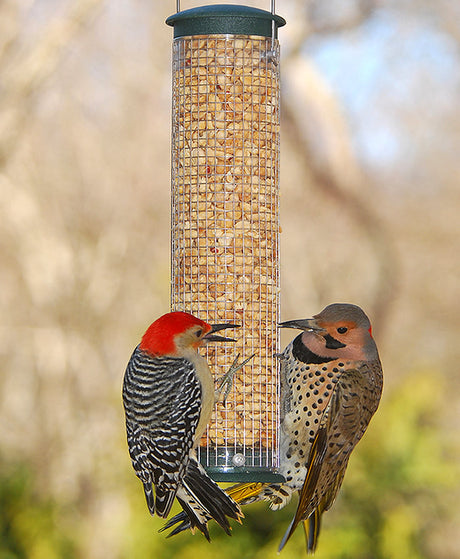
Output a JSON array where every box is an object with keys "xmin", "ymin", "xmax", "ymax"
[{"xmin": 337, "ymin": 326, "xmax": 348, "ymax": 334}]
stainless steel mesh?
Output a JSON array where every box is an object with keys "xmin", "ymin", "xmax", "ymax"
[{"xmin": 171, "ymin": 35, "xmax": 280, "ymax": 474}]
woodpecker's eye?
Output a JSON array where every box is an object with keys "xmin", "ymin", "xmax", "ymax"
[
  {"xmin": 337, "ymin": 326, "xmax": 348, "ymax": 334},
  {"xmin": 195, "ymin": 328, "xmax": 203, "ymax": 337}
]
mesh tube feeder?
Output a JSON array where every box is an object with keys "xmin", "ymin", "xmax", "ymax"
[{"xmin": 167, "ymin": 4, "xmax": 285, "ymax": 482}]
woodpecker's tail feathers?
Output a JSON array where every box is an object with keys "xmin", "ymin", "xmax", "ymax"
[
  {"xmin": 160, "ymin": 507, "xmax": 206, "ymax": 539},
  {"xmin": 162, "ymin": 460, "xmax": 243, "ymax": 539},
  {"xmin": 181, "ymin": 460, "xmax": 243, "ymax": 532},
  {"xmin": 160, "ymin": 490, "xmax": 216, "ymax": 540},
  {"xmin": 170, "ymin": 496, "xmax": 211, "ymax": 542}
]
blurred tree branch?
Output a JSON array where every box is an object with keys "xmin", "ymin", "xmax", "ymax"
[
  {"xmin": 435, "ymin": 4, "xmax": 460, "ymax": 47},
  {"xmin": 307, "ymin": 0, "xmax": 376, "ymax": 35},
  {"xmin": 0, "ymin": 0, "xmax": 33, "ymax": 68},
  {"xmin": 281, "ymin": 4, "xmax": 400, "ymax": 335},
  {"xmin": 0, "ymin": 0, "xmax": 105, "ymax": 168}
]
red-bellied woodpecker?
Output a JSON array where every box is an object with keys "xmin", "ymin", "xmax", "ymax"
[
  {"xmin": 122, "ymin": 311, "xmax": 245, "ymax": 539},
  {"xmin": 163, "ymin": 303, "xmax": 383, "ymax": 553}
]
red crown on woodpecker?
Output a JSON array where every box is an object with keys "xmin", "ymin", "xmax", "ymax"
[{"xmin": 139, "ymin": 311, "xmax": 239, "ymax": 357}]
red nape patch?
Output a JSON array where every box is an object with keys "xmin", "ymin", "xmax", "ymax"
[
  {"xmin": 139, "ymin": 311, "xmax": 208, "ymax": 356},
  {"xmin": 368, "ymin": 326, "xmax": 373, "ymax": 337}
]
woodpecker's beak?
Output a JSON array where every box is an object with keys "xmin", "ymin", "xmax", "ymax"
[
  {"xmin": 278, "ymin": 318, "xmax": 327, "ymax": 334},
  {"xmin": 203, "ymin": 323, "xmax": 240, "ymax": 343}
]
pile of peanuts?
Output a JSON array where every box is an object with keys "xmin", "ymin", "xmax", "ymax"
[{"xmin": 171, "ymin": 35, "xmax": 280, "ymax": 466}]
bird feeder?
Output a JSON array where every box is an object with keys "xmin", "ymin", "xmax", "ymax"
[{"xmin": 167, "ymin": 3, "xmax": 285, "ymax": 482}]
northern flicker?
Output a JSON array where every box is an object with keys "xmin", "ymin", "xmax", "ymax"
[{"xmin": 163, "ymin": 303, "xmax": 383, "ymax": 553}]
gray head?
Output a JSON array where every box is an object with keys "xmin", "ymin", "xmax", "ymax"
[{"xmin": 279, "ymin": 303, "xmax": 379, "ymax": 361}]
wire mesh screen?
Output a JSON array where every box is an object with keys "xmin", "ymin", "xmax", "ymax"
[{"xmin": 171, "ymin": 35, "xmax": 280, "ymax": 478}]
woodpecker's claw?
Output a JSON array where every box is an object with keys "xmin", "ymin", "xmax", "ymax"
[{"xmin": 215, "ymin": 353, "xmax": 255, "ymax": 403}]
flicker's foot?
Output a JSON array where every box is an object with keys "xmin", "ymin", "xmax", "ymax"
[{"xmin": 215, "ymin": 353, "xmax": 255, "ymax": 403}]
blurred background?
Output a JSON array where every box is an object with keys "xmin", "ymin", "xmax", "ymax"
[{"xmin": 1, "ymin": 0, "xmax": 459, "ymax": 557}]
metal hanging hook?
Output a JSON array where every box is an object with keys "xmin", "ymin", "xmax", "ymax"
[{"xmin": 271, "ymin": 0, "xmax": 276, "ymax": 51}]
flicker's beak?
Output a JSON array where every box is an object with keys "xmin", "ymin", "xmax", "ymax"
[
  {"xmin": 278, "ymin": 318, "xmax": 327, "ymax": 334},
  {"xmin": 203, "ymin": 323, "xmax": 240, "ymax": 343}
]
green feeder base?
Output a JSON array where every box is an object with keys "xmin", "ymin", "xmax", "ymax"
[
  {"xmin": 206, "ymin": 466, "xmax": 285, "ymax": 483},
  {"xmin": 200, "ymin": 447, "xmax": 285, "ymax": 483}
]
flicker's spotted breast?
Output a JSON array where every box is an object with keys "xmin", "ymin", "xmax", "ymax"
[{"xmin": 279, "ymin": 335, "xmax": 383, "ymax": 512}]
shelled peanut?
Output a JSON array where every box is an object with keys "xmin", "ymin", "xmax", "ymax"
[{"xmin": 171, "ymin": 36, "xmax": 280, "ymax": 457}]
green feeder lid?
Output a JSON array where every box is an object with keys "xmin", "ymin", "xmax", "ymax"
[{"xmin": 166, "ymin": 4, "xmax": 286, "ymax": 39}]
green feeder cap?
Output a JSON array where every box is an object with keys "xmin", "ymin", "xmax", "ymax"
[{"xmin": 166, "ymin": 4, "xmax": 286, "ymax": 39}]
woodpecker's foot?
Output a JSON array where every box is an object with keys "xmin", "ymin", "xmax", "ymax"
[{"xmin": 215, "ymin": 353, "xmax": 255, "ymax": 403}]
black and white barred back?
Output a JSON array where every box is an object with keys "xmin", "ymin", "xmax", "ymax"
[{"xmin": 122, "ymin": 346, "xmax": 202, "ymax": 518}]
